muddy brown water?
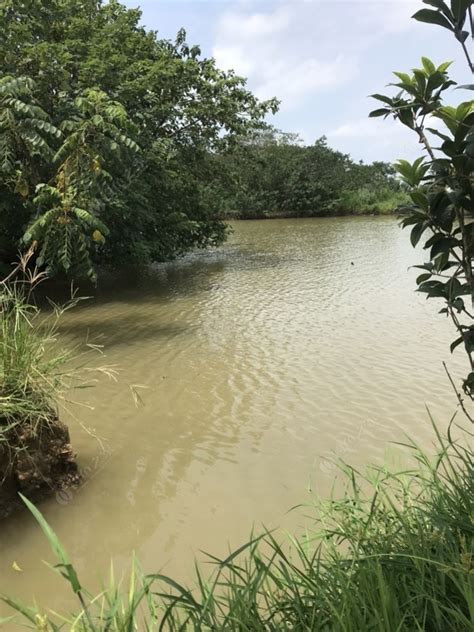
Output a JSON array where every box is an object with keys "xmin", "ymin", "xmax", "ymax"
[{"xmin": 0, "ymin": 217, "xmax": 466, "ymax": 618}]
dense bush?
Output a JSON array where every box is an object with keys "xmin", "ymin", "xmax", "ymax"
[
  {"xmin": 210, "ymin": 130, "xmax": 406, "ymax": 218},
  {"xmin": 3, "ymin": 425, "xmax": 473, "ymax": 631}
]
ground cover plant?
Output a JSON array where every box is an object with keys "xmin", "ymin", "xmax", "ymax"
[
  {"xmin": 1, "ymin": 422, "xmax": 473, "ymax": 631},
  {"xmin": 0, "ymin": 252, "xmax": 115, "ymax": 517}
]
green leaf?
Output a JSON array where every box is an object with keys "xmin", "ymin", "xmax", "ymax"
[
  {"xmin": 452, "ymin": 297, "xmax": 464, "ymax": 312},
  {"xmin": 456, "ymin": 101, "xmax": 474, "ymax": 122},
  {"xmin": 397, "ymin": 107, "xmax": 415, "ymax": 129},
  {"xmin": 395, "ymin": 158, "xmax": 429, "ymax": 187},
  {"xmin": 393, "ymin": 71, "xmax": 413, "ymax": 85},
  {"xmin": 423, "ymin": 0, "xmax": 451, "ymax": 17},
  {"xmin": 426, "ymin": 127, "xmax": 451, "ymax": 142},
  {"xmin": 410, "ymin": 190, "xmax": 429, "ymax": 210},
  {"xmin": 423, "ymin": 0, "xmax": 452, "ymax": 16},
  {"xmin": 437, "ymin": 61, "xmax": 453, "ymax": 72},
  {"xmin": 416, "ymin": 272, "xmax": 432, "ymax": 284},
  {"xmin": 412, "ymin": 8, "xmax": 454, "ymax": 29},
  {"xmin": 0, "ymin": 598, "xmax": 37, "ymax": 624},
  {"xmin": 463, "ymin": 372, "xmax": 474, "ymax": 392},
  {"xmin": 450, "ymin": 0, "xmax": 468, "ymax": 22},
  {"xmin": 421, "ymin": 57, "xmax": 436, "ymax": 74},
  {"xmin": 450, "ymin": 335, "xmax": 464, "ymax": 352},
  {"xmin": 417, "ymin": 279, "xmax": 447, "ymax": 297},
  {"xmin": 369, "ymin": 93, "xmax": 393, "ymax": 105},
  {"xmin": 413, "ymin": 69, "xmax": 427, "ymax": 93},
  {"xmin": 19, "ymin": 495, "xmax": 82, "ymax": 594},
  {"xmin": 412, "ymin": 263, "xmax": 434, "ymax": 271},
  {"xmin": 369, "ymin": 108, "xmax": 390, "ymax": 118},
  {"xmin": 0, "ymin": 617, "xmax": 16, "ymax": 626},
  {"xmin": 410, "ymin": 222, "xmax": 427, "ymax": 247}
]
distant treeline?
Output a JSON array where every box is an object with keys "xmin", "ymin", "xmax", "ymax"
[{"xmin": 208, "ymin": 129, "xmax": 408, "ymax": 219}]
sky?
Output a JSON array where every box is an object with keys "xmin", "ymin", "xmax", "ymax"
[{"xmin": 122, "ymin": 0, "xmax": 470, "ymax": 164}]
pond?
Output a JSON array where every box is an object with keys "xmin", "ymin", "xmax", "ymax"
[{"xmin": 0, "ymin": 217, "xmax": 465, "ymax": 614}]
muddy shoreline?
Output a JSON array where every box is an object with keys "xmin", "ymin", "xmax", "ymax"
[{"xmin": 0, "ymin": 420, "xmax": 81, "ymax": 519}]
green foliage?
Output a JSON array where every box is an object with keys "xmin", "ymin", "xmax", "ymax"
[
  {"xmin": 0, "ymin": 253, "xmax": 115, "ymax": 436},
  {"xmin": 370, "ymin": 0, "xmax": 474, "ymax": 400},
  {"xmin": 21, "ymin": 87, "xmax": 137, "ymax": 281},
  {"xmin": 0, "ymin": 268, "xmax": 70, "ymax": 429},
  {"xmin": 0, "ymin": 75, "xmax": 60, "ymax": 180},
  {"xmin": 0, "ymin": 0, "xmax": 277, "ymax": 279},
  {"xmin": 412, "ymin": 1, "xmax": 473, "ymax": 72},
  {"xmin": 211, "ymin": 129, "xmax": 404, "ymax": 217},
  {"xmin": 4, "ymin": 425, "xmax": 473, "ymax": 630}
]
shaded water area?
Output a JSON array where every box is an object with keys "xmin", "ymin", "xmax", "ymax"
[{"xmin": 0, "ymin": 217, "xmax": 466, "ymax": 615}]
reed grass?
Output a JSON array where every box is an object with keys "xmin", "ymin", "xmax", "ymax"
[
  {"xmin": 0, "ymin": 282, "xmax": 73, "ymax": 430},
  {"xmin": 338, "ymin": 188, "xmax": 410, "ymax": 215},
  {"xmin": 0, "ymin": 253, "xmax": 116, "ymax": 474},
  {"xmin": 3, "ymin": 422, "xmax": 473, "ymax": 631}
]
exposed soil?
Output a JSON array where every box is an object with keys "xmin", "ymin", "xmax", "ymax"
[{"xmin": 0, "ymin": 419, "xmax": 81, "ymax": 519}]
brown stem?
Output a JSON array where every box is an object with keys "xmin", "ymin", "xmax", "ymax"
[
  {"xmin": 459, "ymin": 37, "xmax": 474, "ymax": 74},
  {"xmin": 443, "ymin": 362, "xmax": 474, "ymax": 423},
  {"xmin": 416, "ymin": 127, "xmax": 436, "ymax": 160},
  {"xmin": 77, "ymin": 591, "xmax": 95, "ymax": 630},
  {"xmin": 448, "ymin": 303, "xmax": 474, "ymax": 366},
  {"xmin": 0, "ymin": 248, "xmax": 35, "ymax": 286}
]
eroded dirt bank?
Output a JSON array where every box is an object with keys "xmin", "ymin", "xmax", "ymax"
[{"xmin": 0, "ymin": 420, "xmax": 80, "ymax": 518}]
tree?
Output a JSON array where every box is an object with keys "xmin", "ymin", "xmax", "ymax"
[
  {"xmin": 210, "ymin": 127, "xmax": 403, "ymax": 217},
  {"xmin": 0, "ymin": 0, "xmax": 277, "ymax": 278},
  {"xmin": 370, "ymin": 0, "xmax": 474, "ymax": 406}
]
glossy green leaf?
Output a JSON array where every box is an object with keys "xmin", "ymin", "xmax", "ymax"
[
  {"xmin": 410, "ymin": 222, "xmax": 427, "ymax": 247},
  {"xmin": 416, "ymin": 272, "xmax": 432, "ymax": 284},
  {"xmin": 450, "ymin": 335, "xmax": 464, "ymax": 352},
  {"xmin": 19, "ymin": 495, "xmax": 82, "ymax": 594},
  {"xmin": 421, "ymin": 57, "xmax": 437, "ymax": 73},
  {"xmin": 410, "ymin": 190, "xmax": 429, "ymax": 210},
  {"xmin": 423, "ymin": 0, "xmax": 452, "ymax": 16},
  {"xmin": 369, "ymin": 108, "xmax": 390, "ymax": 118},
  {"xmin": 412, "ymin": 8, "xmax": 454, "ymax": 29}
]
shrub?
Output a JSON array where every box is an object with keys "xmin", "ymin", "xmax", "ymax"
[{"xmin": 3, "ymin": 424, "xmax": 473, "ymax": 631}]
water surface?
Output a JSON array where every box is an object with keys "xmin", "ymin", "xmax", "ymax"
[{"xmin": 0, "ymin": 217, "xmax": 465, "ymax": 615}]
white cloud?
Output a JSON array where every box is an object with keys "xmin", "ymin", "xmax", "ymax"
[
  {"xmin": 212, "ymin": 1, "xmax": 422, "ymax": 111},
  {"xmin": 213, "ymin": 45, "xmax": 254, "ymax": 76},
  {"xmin": 254, "ymin": 55, "xmax": 357, "ymax": 107},
  {"xmin": 208, "ymin": 0, "xmax": 463, "ymax": 161},
  {"xmin": 327, "ymin": 116, "xmax": 422, "ymax": 162},
  {"xmin": 220, "ymin": 7, "xmax": 290, "ymax": 36},
  {"xmin": 129, "ymin": 0, "xmax": 468, "ymax": 163},
  {"xmin": 213, "ymin": 4, "xmax": 360, "ymax": 109},
  {"xmin": 329, "ymin": 118, "xmax": 389, "ymax": 140}
]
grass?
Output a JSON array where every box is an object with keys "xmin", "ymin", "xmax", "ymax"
[
  {"xmin": 0, "ymin": 280, "xmax": 72, "ymax": 431},
  {"xmin": 338, "ymin": 187, "xmax": 410, "ymax": 215},
  {"xmin": 2, "ymin": 421, "xmax": 473, "ymax": 631},
  {"xmin": 0, "ymin": 252, "xmax": 116, "ymax": 483}
]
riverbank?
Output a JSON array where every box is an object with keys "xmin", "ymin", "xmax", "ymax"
[
  {"xmin": 0, "ymin": 420, "xmax": 80, "ymax": 519},
  {"xmin": 6, "ymin": 425, "xmax": 473, "ymax": 630},
  {"xmin": 220, "ymin": 191, "xmax": 409, "ymax": 219},
  {"xmin": 0, "ymin": 261, "xmax": 83, "ymax": 520},
  {"xmin": 221, "ymin": 207, "xmax": 396, "ymax": 220}
]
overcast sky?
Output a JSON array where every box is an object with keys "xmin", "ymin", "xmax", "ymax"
[{"xmin": 123, "ymin": 0, "xmax": 469, "ymax": 164}]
